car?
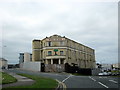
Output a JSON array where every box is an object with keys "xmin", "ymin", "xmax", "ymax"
[
  {"xmin": 98, "ymin": 72, "xmax": 109, "ymax": 76},
  {"xmin": 111, "ymin": 73, "xmax": 118, "ymax": 76},
  {"xmin": 98, "ymin": 73, "xmax": 104, "ymax": 76},
  {"xmin": 103, "ymin": 72, "xmax": 109, "ymax": 75},
  {"xmin": 107, "ymin": 72, "xmax": 112, "ymax": 75}
]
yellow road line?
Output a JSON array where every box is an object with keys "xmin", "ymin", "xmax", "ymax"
[
  {"xmin": 56, "ymin": 79, "xmax": 67, "ymax": 90},
  {"xmin": 61, "ymin": 82, "xmax": 67, "ymax": 90}
]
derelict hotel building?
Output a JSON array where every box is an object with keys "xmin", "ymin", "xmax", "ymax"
[{"xmin": 32, "ymin": 35, "xmax": 95, "ymax": 72}]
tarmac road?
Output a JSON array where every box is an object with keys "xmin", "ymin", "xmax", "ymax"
[
  {"xmin": 5, "ymin": 69, "xmax": 119, "ymax": 89},
  {"xmin": 64, "ymin": 75, "xmax": 119, "ymax": 88}
]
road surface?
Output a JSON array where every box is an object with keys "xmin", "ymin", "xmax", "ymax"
[{"xmin": 4, "ymin": 69, "xmax": 119, "ymax": 89}]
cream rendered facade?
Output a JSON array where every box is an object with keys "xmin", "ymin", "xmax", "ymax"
[
  {"xmin": 32, "ymin": 35, "xmax": 95, "ymax": 69},
  {"xmin": 0, "ymin": 58, "xmax": 8, "ymax": 69}
]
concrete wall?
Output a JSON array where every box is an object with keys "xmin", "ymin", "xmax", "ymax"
[
  {"xmin": 24, "ymin": 53, "xmax": 31, "ymax": 62},
  {"xmin": 101, "ymin": 64, "xmax": 112, "ymax": 71},
  {"xmin": 0, "ymin": 58, "xmax": 8, "ymax": 69},
  {"xmin": 19, "ymin": 53, "xmax": 32, "ymax": 64},
  {"xmin": 32, "ymin": 40, "xmax": 41, "ymax": 61},
  {"xmin": 112, "ymin": 63, "xmax": 120, "ymax": 68},
  {"xmin": 22, "ymin": 62, "xmax": 41, "ymax": 71}
]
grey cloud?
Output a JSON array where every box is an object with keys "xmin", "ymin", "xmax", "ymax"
[{"xmin": 1, "ymin": 1, "xmax": 118, "ymax": 64}]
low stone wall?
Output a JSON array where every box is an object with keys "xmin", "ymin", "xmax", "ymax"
[{"xmin": 45, "ymin": 64, "xmax": 65, "ymax": 72}]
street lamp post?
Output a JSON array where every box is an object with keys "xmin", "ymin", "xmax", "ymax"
[{"xmin": 0, "ymin": 45, "xmax": 7, "ymax": 58}]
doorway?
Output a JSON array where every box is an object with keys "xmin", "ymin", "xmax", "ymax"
[
  {"xmin": 41, "ymin": 63, "xmax": 45, "ymax": 72},
  {"xmin": 53, "ymin": 59, "xmax": 59, "ymax": 64}
]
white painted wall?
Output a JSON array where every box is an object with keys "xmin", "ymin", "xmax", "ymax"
[
  {"xmin": 0, "ymin": 59, "xmax": 8, "ymax": 69},
  {"xmin": 24, "ymin": 53, "xmax": 31, "ymax": 62},
  {"xmin": 22, "ymin": 62, "xmax": 41, "ymax": 72}
]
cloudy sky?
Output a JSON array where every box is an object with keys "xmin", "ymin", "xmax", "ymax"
[{"xmin": 0, "ymin": 0, "xmax": 118, "ymax": 64}]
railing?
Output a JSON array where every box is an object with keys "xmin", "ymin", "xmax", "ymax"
[
  {"xmin": 45, "ymin": 45, "xmax": 67, "ymax": 47},
  {"xmin": 46, "ymin": 55, "xmax": 66, "ymax": 56}
]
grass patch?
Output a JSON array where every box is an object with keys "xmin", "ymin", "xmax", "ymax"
[
  {"xmin": 6, "ymin": 73, "xmax": 58, "ymax": 88},
  {"xmin": 111, "ymin": 75, "xmax": 120, "ymax": 77},
  {"xmin": 0, "ymin": 72, "xmax": 17, "ymax": 84}
]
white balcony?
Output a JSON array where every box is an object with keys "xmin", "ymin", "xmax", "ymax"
[{"xmin": 46, "ymin": 55, "xmax": 66, "ymax": 59}]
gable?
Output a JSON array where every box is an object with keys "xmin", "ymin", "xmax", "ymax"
[{"xmin": 44, "ymin": 35, "xmax": 65, "ymax": 42}]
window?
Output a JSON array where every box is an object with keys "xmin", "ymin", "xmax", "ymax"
[
  {"xmin": 48, "ymin": 51, "xmax": 52, "ymax": 56},
  {"xmin": 60, "ymin": 41, "xmax": 64, "ymax": 46},
  {"xmin": 60, "ymin": 51, "xmax": 64, "ymax": 55},
  {"xmin": 48, "ymin": 41, "xmax": 51, "ymax": 46},
  {"xmin": 44, "ymin": 43, "xmax": 45, "ymax": 46}
]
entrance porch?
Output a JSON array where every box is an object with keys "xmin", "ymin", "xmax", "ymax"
[{"xmin": 45, "ymin": 58, "xmax": 65, "ymax": 64}]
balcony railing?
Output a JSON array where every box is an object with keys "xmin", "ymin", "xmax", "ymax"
[
  {"xmin": 47, "ymin": 55, "xmax": 66, "ymax": 56},
  {"xmin": 46, "ymin": 55, "xmax": 66, "ymax": 59}
]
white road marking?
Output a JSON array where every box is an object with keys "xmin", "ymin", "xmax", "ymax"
[
  {"xmin": 104, "ymin": 77, "xmax": 107, "ymax": 78},
  {"xmin": 99, "ymin": 77, "xmax": 107, "ymax": 78},
  {"xmin": 109, "ymin": 80, "xmax": 118, "ymax": 84},
  {"xmin": 89, "ymin": 76, "xmax": 96, "ymax": 81},
  {"xmin": 98, "ymin": 82, "xmax": 109, "ymax": 88},
  {"xmin": 62, "ymin": 74, "xmax": 72, "ymax": 83}
]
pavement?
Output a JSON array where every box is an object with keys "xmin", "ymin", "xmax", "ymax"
[
  {"xmin": 1, "ymin": 70, "xmax": 35, "ymax": 88},
  {"xmin": 3, "ymin": 69, "xmax": 120, "ymax": 89}
]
